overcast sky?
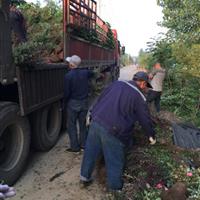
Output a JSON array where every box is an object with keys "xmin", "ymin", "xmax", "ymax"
[{"xmin": 26, "ymin": 0, "xmax": 166, "ymax": 56}]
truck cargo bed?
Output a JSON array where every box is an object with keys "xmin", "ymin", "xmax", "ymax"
[{"xmin": 17, "ymin": 63, "xmax": 67, "ymax": 115}]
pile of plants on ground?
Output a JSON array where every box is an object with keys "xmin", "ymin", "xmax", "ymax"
[
  {"xmin": 124, "ymin": 123, "xmax": 200, "ymax": 200},
  {"xmin": 94, "ymin": 109, "xmax": 199, "ymax": 200},
  {"xmin": 103, "ymin": 117, "xmax": 200, "ymax": 200}
]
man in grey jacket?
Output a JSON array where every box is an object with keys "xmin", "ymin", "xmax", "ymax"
[{"xmin": 147, "ymin": 63, "xmax": 166, "ymax": 112}]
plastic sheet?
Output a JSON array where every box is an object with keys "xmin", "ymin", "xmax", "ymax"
[{"xmin": 172, "ymin": 123, "xmax": 200, "ymax": 149}]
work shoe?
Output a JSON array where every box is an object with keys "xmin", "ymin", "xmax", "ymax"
[
  {"xmin": 65, "ymin": 148, "xmax": 80, "ymax": 153},
  {"xmin": 80, "ymin": 147, "xmax": 85, "ymax": 152},
  {"xmin": 79, "ymin": 180, "xmax": 93, "ymax": 189}
]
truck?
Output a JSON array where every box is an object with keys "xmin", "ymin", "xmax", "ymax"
[{"xmin": 0, "ymin": 0, "xmax": 120, "ymax": 185}]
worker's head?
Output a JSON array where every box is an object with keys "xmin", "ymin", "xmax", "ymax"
[
  {"xmin": 133, "ymin": 71, "xmax": 152, "ymax": 90},
  {"xmin": 65, "ymin": 55, "xmax": 81, "ymax": 69},
  {"xmin": 154, "ymin": 62, "xmax": 162, "ymax": 69},
  {"xmin": 10, "ymin": 4, "xmax": 16, "ymax": 10},
  {"xmin": 10, "ymin": 0, "xmax": 18, "ymax": 9}
]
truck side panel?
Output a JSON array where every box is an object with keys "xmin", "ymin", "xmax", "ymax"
[
  {"xmin": 17, "ymin": 65, "xmax": 67, "ymax": 115},
  {"xmin": 69, "ymin": 37, "xmax": 115, "ymax": 66}
]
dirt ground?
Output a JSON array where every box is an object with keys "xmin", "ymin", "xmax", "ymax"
[
  {"xmin": 14, "ymin": 65, "xmax": 137, "ymax": 200},
  {"xmin": 14, "ymin": 132, "xmax": 105, "ymax": 200}
]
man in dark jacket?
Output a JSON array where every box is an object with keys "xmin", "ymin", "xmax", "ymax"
[
  {"xmin": 64, "ymin": 55, "xmax": 93, "ymax": 152},
  {"xmin": 10, "ymin": 2, "xmax": 27, "ymax": 43},
  {"xmin": 80, "ymin": 71, "xmax": 156, "ymax": 191}
]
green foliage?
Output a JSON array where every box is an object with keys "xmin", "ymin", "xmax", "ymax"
[
  {"xmin": 172, "ymin": 42, "xmax": 200, "ymax": 77},
  {"xmin": 137, "ymin": 189, "xmax": 161, "ymax": 200},
  {"xmin": 156, "ymin": 0, "xmax": 200, "ymax": 76},
  {"xmin": 171, "ymin": 166, "xmax": 200, "ymax": 200},
  {"xmin": 148, "ymin": 147, "xmax": 177, "ymax": 174},
  {"xmin": 121, "ymin": 123, "xmax": 200, "ymax": 199},
  {"xmin": 138, "ymin": 0, "xmax": 200, "ymax": 126},
  {"xmin": 72, "ymin": 26, "xmax": 100, "ymax": 44},
  {"xmin": 72, "ymin": 23, "xmax": 115, "ymax": 49},
  {"xmin": 104, "ymin": 24, "xmax": 115, "ymax": 49},
  {"xmin": 147, "ymin": 36, "xmax": 175, "ymax": 69},
  {"xmin": 13, "ymin": 1, "xmax": 115, "ymax": 65},
  {"xmin": 161, "ymin": 70, "xmax": 200, "ymax": 126},
  {"xmin": 13, "ymin": 1, "xmax": 63, "ymax": 65},
  {"xmin": 157, "ymin": 0, "xmax": 200, "ymax": 43},
  {"xmin": 137, "ymin": 49, "xmax": 154, "ymax": 68},
  {"xmin": 120, "ymin": 54, "xmax": 133, "ymax": 66}
]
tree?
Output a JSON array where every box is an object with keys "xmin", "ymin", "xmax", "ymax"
[
  {"xmin": 137, "ymin": 49, "xmax": 153, "ymax": 69},
  {"xmin": 146, "ymin": 35, "xmax": 175, "ymax": 69},
  {"xmin": 157, "ymin": 0, "xmax": 200, "ymax": 43},
  {"xmin": 157, "ymin": 0, "xmax": 200, "ymax": 76},
  {"xmin": 120, "ymin": 54, "xmax": 133, "ymax": 67},
  {"xmin": 155, "ymin": 0, "xmax": 200, "ymax": 126}
]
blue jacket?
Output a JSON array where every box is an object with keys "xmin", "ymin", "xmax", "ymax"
[
  {"xmin": 64, "ymin": 68, "xmax": 93, "ymax": 104},
  {"xmin": 91, "ymin": 80, "xmax": 155, "ymax": 146}
]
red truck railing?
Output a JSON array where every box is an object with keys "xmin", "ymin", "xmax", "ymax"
[
  {"xmin": 63, "ymin": 0, "xmax": 118, "ymax": 67},
  {"xmin": 69, "ymin": 0, "xmax": 97, "ymax": 30}
]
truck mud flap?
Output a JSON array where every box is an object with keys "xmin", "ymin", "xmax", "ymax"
[{"xmin": 172, "ymin": 123, "xmax": 200, "ymax": 149}]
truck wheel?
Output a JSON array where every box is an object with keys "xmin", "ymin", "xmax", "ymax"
[
  {"xmin": 0, "ymin": 102, "xmax": 30, "ymax": 185},
  {"xmin": 32, "ymin": 102, "xmax": 62, "ymax": 151}
]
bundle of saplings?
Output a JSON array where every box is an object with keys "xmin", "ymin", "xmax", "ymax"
[{"xmin": 12, "ymin": 1, "xmax": 63, "ymax": 65}]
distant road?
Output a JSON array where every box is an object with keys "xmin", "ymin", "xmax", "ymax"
[{"xmin": 119, "ymin": 65, "xmax": 138, "ymax": 81}]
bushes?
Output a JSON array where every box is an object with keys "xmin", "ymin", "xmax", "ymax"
[
  {"xmin": 161, "ymin": 69, "xmax": 200, "ymax": 126},
  {"xmin": 13, "ymin": 1, "xmax": 63, "ymax": 65}
]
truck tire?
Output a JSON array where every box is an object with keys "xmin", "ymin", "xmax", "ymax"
[
  {"xmin": 0, "ymin": 102, "xmax": 30, "ymax": 185},
  {"xmin": 31, "ymin": 102, "xmax": 62, "ymax": 151}
]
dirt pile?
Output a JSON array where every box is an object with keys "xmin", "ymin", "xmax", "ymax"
[{"xmin": 161, "ymin": 182, "xmax": 187, "ymax": 200}]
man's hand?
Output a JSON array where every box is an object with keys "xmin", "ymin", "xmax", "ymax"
[
  {"xmin": 149, "ymin": 137, "xmax": 156, "ymax": 145},
  {"xmin": 149, "ymin": 74, "xmax": 153, "ymax": 80},
  {"xmin": 0, "ymin": 184, "xmax": 16, "ymax": 199}
]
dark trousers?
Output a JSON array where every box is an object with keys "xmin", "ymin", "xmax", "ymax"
[
  {"xmin": 147, "ymin": 90, "xmax": 162, "ymax": 112},
  {"xmin": 80, "ymin": 121, "xmax": 125, "ymax": 190},
  {"xmin": 67, "ymin": 99, "xmax": 88, "ymax": 150}
]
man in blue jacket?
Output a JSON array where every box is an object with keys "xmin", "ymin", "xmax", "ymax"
[
  {"xmin": 64, "ymin": 55, "xmax": 93, "ymax": 152},
  {"xmin": 80, "ymin": 71, "xmax": 156, "ymax": 191}
]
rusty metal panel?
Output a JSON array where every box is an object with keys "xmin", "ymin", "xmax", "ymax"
[
  {"xmin": 69, "ymin": 36, "xmax": 115, "ymax": 63},
  {"xmin": 69, "ymin": 37, "xmax": 90, "ymax": 59},
  {"xmin": 90, "ymin": 45, "xmax": 103, "ymax": 60},
  {"xmin": 16, "ymin": 64, "xmax": 67, "ymax": 115},
  {"xmin": 0, "ymin": 0, "xmax": 15, "ymax": 85}
]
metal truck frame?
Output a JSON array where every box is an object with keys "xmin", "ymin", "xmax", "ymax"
[{"xmin": 0, "ymin": 0, "xmax": 120, "ymax": 184}]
